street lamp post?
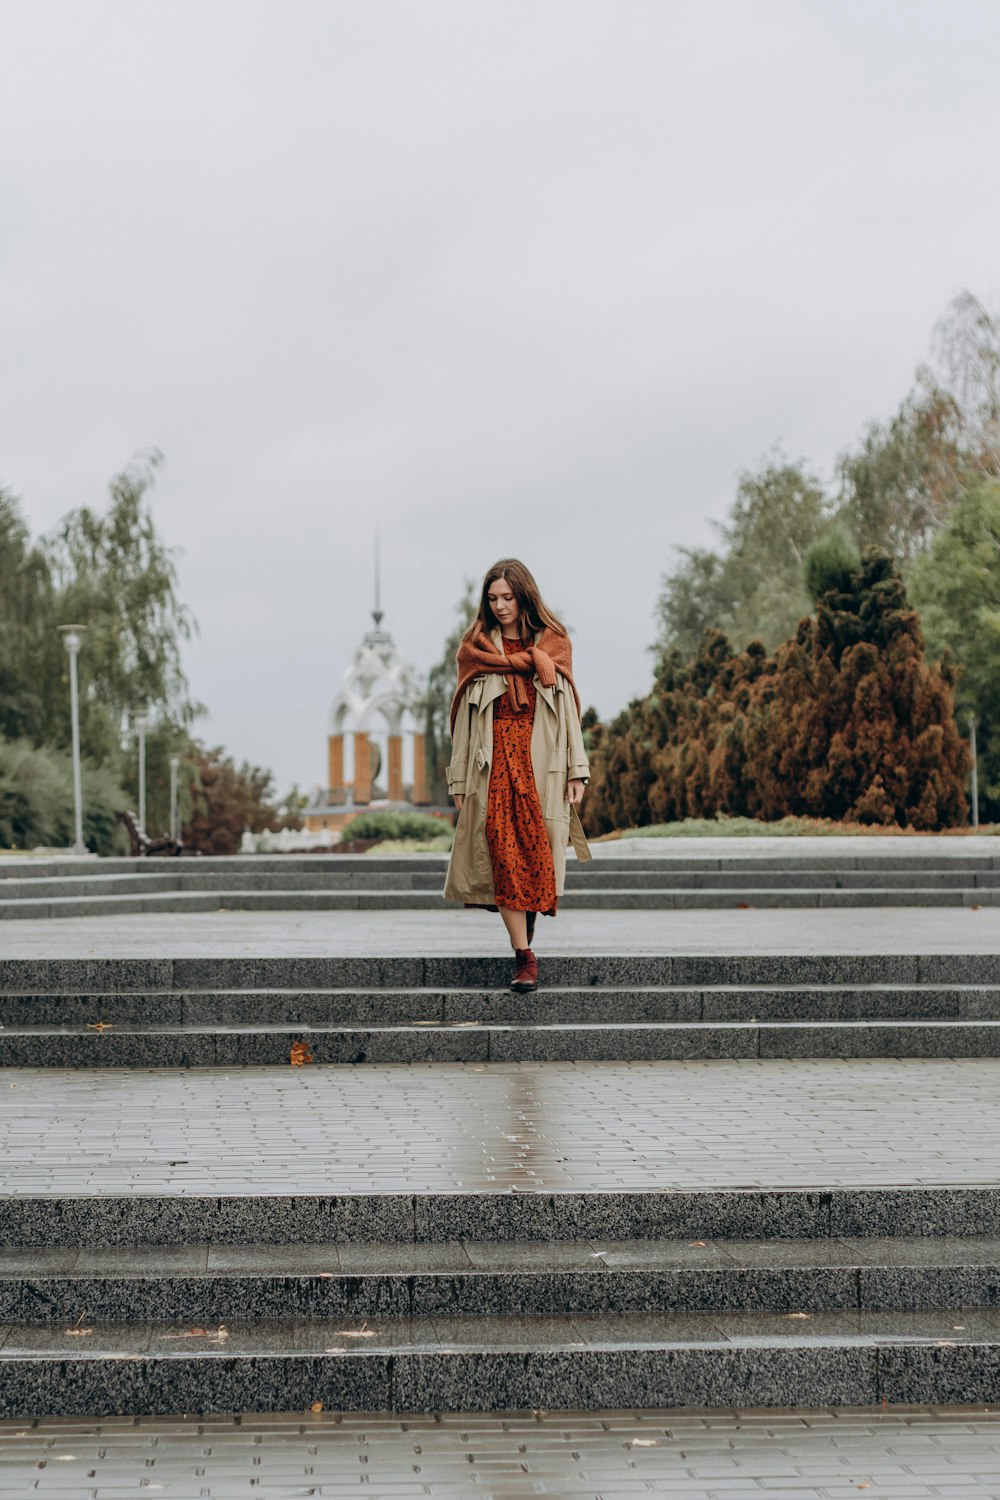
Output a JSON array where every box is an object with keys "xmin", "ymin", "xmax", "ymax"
[
  {"xmin": 169, "ymin": 755, "xmax": 181, "ymax": 843},
  {"xmin": 969, "ymin": 712, "xmax": 980, "ymax": 829},
  {"xmin": 58, "ymin": 625, "xmax": 87, "ymax": 856},
  {"xmin": 133, "ymin": 707, "xmax": 149, "ymax": 830}
]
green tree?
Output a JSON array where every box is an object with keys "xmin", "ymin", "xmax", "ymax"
[
  {"xmin": 654, "ymin": 547, "xmax": 734, "ymax": 662},
  {"xmin": 117, "ymin": 720, "xmax": 197, "ymax": 839},
  {"xmin": 182, "ymin": 745, "xmax": 299, "ymax": 856},
  {"xmin": 804, "ymin": 528, "xmax": 861, "ymax": 602},
  {"xmin": 835, "ymin": 293, "xmax": 1000, "ymax": 563},
  {"xmin": 420, "ymin": 580, "xmax": 477, "ymax": 804},
  {"xmin": 656, "ymin": 456, "xmax": 831, "ymax": 660},
  {"xmin": 42, "ymin": 451, "xmax": 201, "ymax": 763},
  {"xmin": 934, "ymin": 290, "xmax": 1000, "ymax": 476},
  {"xmin": 835, "ymin": 381, "xmax": 964, "ymax": 560},
  {"xmin": 0, "ymin": 489, "xmax": 53, "ymax": 743},
  {"xmin": 909, "ymin": 479, "xmax": 1000, "ymax": 818}
]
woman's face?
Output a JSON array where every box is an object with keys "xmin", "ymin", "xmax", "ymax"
[{"xmin": 487, "ymin": 577, "xmax": 520, "ymax": 631}]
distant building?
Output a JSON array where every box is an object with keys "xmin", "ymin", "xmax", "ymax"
[{"xmin": 301, "ymin": 598, "xmax": 432, "ymax": 838}]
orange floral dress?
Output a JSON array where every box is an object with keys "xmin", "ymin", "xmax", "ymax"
[{"xmin": 483, "ymin": 636, "xmax": 558, "ymax": 917}]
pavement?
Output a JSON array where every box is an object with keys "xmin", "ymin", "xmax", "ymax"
[
  {"xmin": 4, "ymin": 904, "xmax": 1000, "ymax": 956},
  {"xmin": 3, "ymin": 1405, "xmax": 1000, "ymax": 1497},
  {"xmin": 2, "ymin": 1056, "xmax": 998, "ymax": 1195}
]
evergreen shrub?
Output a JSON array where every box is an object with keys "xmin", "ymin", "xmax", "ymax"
[
  {"xmin": 585, "ymin": 548, "xmax": 970, "ymax": 835},
  {"xmin": 0, "ymin": 737, "xmax": 128, "ymax": 854},
  {"xmin": 339, "ymin": 810, "xmax": 452, "ymax": 843}
]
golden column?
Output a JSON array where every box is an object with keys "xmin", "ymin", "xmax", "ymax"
[
  {"xmin": 387, "ymin": 735, "xmax": 404, "ymax": 802},
  {"xmin": 327, "ymin": 734, "xmax": 344, "ymax": 794},
  {"xmin": 411, "ymin": 732, "xmax": 429, "ymax": 805},
  {"xmin": 353, "ymin": 732, "xmax": 372, "ymax": 803}
]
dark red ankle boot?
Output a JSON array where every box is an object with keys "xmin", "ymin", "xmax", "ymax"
[
  {"xmin": 525, "ymin": 911, "xmax": 537, "ymax": 947},
  {"xmin": 511, "ymin": 948, "xmax": 538, "ymax": 992}
]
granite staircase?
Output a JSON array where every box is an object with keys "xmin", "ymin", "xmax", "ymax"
[
  {"xmin": 0, "ymin": 1188, "xmax": 999, "ymax": 1414},
  {"xmin": 4, "ymin": 952, "xmax": 1000, "ymax": 1065},
  {"xmin": 5, "ymin": 849, "xmax": 1000, "ymax": 915},
  {"xmin": 2, "ymin": 951, "xmax": 1000, "ymax": 1414}
]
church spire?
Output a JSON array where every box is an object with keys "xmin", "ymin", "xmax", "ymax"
[{"xmin": 372, "ymin": 527, "xmax": 383, "ymax": 628}]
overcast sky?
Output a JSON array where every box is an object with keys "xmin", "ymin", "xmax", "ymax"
[{"xmin": 2, "ymin": 0, "xmax": 999, "ymax": 796}]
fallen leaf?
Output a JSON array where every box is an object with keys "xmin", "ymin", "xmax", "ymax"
[
  {"xmin": 162, "ymin": 1325, "xmax": 229, "ymax": 1342},
  {"xmin": 737, "ymin": 901, "xmax": 753, "ymax": 910},
  {"xmin": 310, "ymin": 1401, "xmax": 323, "ymax": 1413},
  {"xmin": 86, "ymin": 1022, "xmax": 113, "ymax": 1032},
  {"xmin": 336, "ymin": 1321, "xmax": 376, "ymax": 1339},
  {"xmin": 971, "ymin": 905, "xmax": 982, "ymax": 912},
  {"xmin": 290, "ymin": 1040, "xmax": 314, "ymax": 1066},
  {"xmin": 689, "ymin": 1241, "xmax": 706, "ymax": 1247},
  {"xmin": 65, "ymin": 1326, "xmax": 93, "ymax": 1337}
]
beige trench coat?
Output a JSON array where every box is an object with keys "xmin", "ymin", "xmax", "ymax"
[{"xmin": 443, "ymin": 628, "xmax": 591, "ymax": 906}]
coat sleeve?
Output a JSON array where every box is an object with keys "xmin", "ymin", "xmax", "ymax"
[
  {"xmin": 563, "ymin": 679, "xmax": 590, "ymax": 782},
  {"xmin": 446, "ymin": 685, "xmax": 472, "ymax": 796}
]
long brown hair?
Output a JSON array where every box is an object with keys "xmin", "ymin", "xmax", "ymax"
[{"xmin": 464, "ymin": 559, "xmax": 568, "ymax": 642}]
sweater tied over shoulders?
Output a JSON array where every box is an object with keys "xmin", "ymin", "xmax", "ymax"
[{"xmin": 450, "ymin": 627, "xmax": 581, "ymax": 733}]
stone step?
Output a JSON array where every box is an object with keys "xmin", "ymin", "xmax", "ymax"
[
  {"xmin": 3, "ymin": 1018, "xmax": 1000, "ymax": 1065},
  {"xmin": 5, "ymin": 886, "xmax": 1000, "ymax": 918},
  {"xmin": 568, "ymin": 870, "xmax": 1000, "ymax": 889},
  {"xmin": 6, "ymin": 851, "xmax": 1000, "ymax": 877},
  {"xmin": 5, "ymin": 952, "xmax": 998, "ymax": 991},
  {"xmin": 4, "ymin": 983, "xmax": 999, "ymax": 1026},
  {"xmin": 0, "ymin": 1236, "xmax": 997, "ymax": 1322},
  {"xmin": 0, "ymin": 1308, "xmax": 997, "ymax": 1415},
  {"xmin": 5, "ymin": 1188, "xmax": 1000, "ymax": 1247},
  {"xmin": 7, "ymin": 867, "xmax": 1000, "ymax": 899}
]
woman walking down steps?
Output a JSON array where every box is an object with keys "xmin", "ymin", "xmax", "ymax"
[{"xmin": 444, "ymin": 559, "xmax": 591, "ymax": 992}]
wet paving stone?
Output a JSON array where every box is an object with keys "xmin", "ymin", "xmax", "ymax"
[
  {"xmin": 3, "ymin": 1404, "xmax": 1000, "ymax": 1496},
  {"xmin": 2, "ymin": 1057, "xmax": 1000, "ymax": 1196}
]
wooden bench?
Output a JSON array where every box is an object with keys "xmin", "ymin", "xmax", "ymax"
[{"xmin": 116, "ymin": 809, "xmax": 183, "ymax": 858}]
